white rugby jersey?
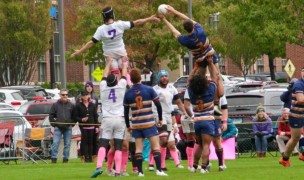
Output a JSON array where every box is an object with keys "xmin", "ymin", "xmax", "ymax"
[
  {"xmin": 93, "ymin": 20, "xmax": 131, "ymax": 54},
  {"xmin": 152, "ymin": 84, "xmax": 178, "ymax": 115},
  {"xmin": 100, "ymin": 78, "xmax": 127, "ymax": 117}
]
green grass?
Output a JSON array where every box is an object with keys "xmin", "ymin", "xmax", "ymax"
[{"xmin": 0, "ymin": 156, "xmax": 303, "ymax": 180}]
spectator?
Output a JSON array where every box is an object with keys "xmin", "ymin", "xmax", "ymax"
[
  {"xmin": 49, "ymin": 89, "xmax": 75, "ymax": 163},
  {"xmin": 74, "ymin": 90, "xmax": 99, "ymax": 163},
  {"xmin": 252, "ymin": 104, "xmax": 273, "ymax": 158},
  {"xmin": 76, "ymin": 81, "xmax": 99, "ymax": 108},
  {"xmin": 276, "ymin": 108, "xmax": 299, "ymax": 155},
  {"xmin": 76, "ymin": 81, "xmax": 99, "ymax": 161},
  {"xmin": 222, "ymin": 118, "xmax": 237, "ymax": 140}
]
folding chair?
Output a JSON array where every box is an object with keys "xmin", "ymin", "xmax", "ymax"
[
  {"xmin": 18, "ymin": 127, "xmax": 52, "ymax": 164},
  {"xmin": 0, "ymin": 121, "xmax": 18, "ymax": 164}
]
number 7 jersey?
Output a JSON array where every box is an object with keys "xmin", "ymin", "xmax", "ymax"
[
  {"xmin": 100, "ymin": 78, "xmax": 127, "ymax": 117},
  {"xmin": 93, "ymin": 20, "xmax": 133, "ymax": 55}
]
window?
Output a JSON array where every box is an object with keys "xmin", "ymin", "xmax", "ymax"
[
  {"xmin": 257, "ymin": 58, "xmax": 263, "ymax": 66},
  {"xmin": 257, "ymin": 66, "xmax": 264, "ymax": 73},
  {"xmin": 282, "ymin": 58, "xmax": 287, "ymax": 70},
  {"xmin": 38, "ymin": 56, "xmax": 46, "ymax": 82}
]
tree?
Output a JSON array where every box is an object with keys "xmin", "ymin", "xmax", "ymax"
[
  {"xmin": 217, "ymin": 16, "xmax": 259, "ymax": 77},
  {"xmin": 0, "ymin": 0, "xmax": 51, "ymax": 86},
  {"xmin": 221, "ymin": 0, "xmax": 299, "ymax": 80}
]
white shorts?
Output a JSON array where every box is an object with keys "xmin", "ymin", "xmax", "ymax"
[
  {"xmin": 181, "ymin": 115, "xmax": 195, "ymax": 133},
  {"xmin": 104, "ymin": 49, "xmax": 128, "ymax": 70},
  {"xmin": 155, "ymin": 114, "xmax": 172, "ymax": 131},
  {"xmin": 101, "ymin": 116, "xmax": 126, "ymax": 140}
]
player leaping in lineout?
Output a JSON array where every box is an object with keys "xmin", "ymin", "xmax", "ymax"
[
  {"xmin": 71, "ymin": 6, "xmax": 160, "ymax": 77},
  {"xmin": 159, "ymin": 5, "xmax": 223, "ymax": 112}
]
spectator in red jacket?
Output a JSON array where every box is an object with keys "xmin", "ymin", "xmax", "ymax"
[{"xmin": 276, "ymin": 108, "xmax": 299, "ymax": 155}]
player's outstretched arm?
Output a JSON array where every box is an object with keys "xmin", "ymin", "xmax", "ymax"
[
  {"xmin": 133, "ymin": 15, "xmax": 160, "ymax": 26},
  {"xmin": 161, "ymin": 16, "xmax": 181, "ymax": 38},
  {"xmin": 71, "ymin": 40, "xmax": 94, "ymax": 58},
  {"xmin": 121, "ymin": 58, "xmax": 128, "ymax": 77},
  {"xmin": 166, "ymin": 5, "xmax": 196, "ymax": 24},
  {"xmin": 103, "ymin": 57, "xmax": 113, "ymax": 78}
]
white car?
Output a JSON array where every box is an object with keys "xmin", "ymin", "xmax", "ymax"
[
  {"xmin": 0, "ymin": 102, "xmax": 15, "ymax": 110},
  {"xmin": 45, "ymin": 88, "xmax": 61, "ymax": 100},
  {"xmin": 229, "ymin": 76, "xmax": 259, "ymax": 83},
  {"xmin": 0, "ymin": 110, "xmax": 32, "ymax": 143},
  {"xmin": 0, "ymin": 89, "xmax": 28, "ymax": 110}
]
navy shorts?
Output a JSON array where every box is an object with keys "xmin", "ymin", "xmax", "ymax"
[
  {"xmin": 196, "ymin": 53, "xmax": 218, "ymax": 68},
  {"xmin": 132, "ymin": 125, "xmax": 159, "ymax": 139},
  {"xmin": 289, "ymin": 116, "xmax": 304, "ymax": 128},
  {"xmin": 194, "ymin": 120, "xmax": 215, "ymax": 136},
  {"xmin": 214, "ymin": 119, "xmax": 222, "ymax": 137}
]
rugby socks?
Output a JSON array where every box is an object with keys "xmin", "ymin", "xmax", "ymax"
[
  {"xmin": 149, "ymin": 150, "xmax": 155, "ymax": 166},
  {"xmin": 135, "ymin": 153, "xmax": 143, "ymax": 174},
  {"xmin": 121, "ymin": 150, "xmax": 129, "ymax": 172},
  {"xmin": 215, "ymin": 148, "xmax": 224, "ymax": 166},
  {"xmin": 107, "ymin": 148, "xmax": 115, "ymax": 170},
  {"xmin": 114, "ymin": 150, "xmax": 122, "ymax": 174},
  {"xmin": 170, "ymin": 148, "xmax": 180, "ymax": 166},
  {"xmin": 153, "ymin": 150, "xmax": 162, "ymax": 172},
  {"xmin": 129, "ymin": 142, "xmax": 137, "ymax": 168},
  {"xmin": 96, "ymin": 147, "xmax": 106, "ymax": 169},
  {"xmin": 186, "ymin": 141, "xmax": 195, "ymax": 168},
  {"xmin": 160, "ymin": 147, "xmax": 167, "ymax": 168}
]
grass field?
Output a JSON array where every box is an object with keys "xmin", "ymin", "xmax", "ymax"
[{"xmin": 0, "ymin": 155, "xmax": 303, "ymax": 180}]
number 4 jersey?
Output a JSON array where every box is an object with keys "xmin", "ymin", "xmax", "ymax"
[{"xmin": 100, "ymin": 78, "xmax": 127, "ymax": 117}]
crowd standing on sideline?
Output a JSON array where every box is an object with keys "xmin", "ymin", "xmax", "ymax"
[{"xmin": 42, "ymin": 3, "xmax": 304, "ymax": 178}]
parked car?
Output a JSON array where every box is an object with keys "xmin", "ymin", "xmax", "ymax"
[
  {"xmin": 0, "ymin": 89, "xmax": 28, "ymax": 110},
  {"xmin": 246, "ymin": 74, "xmax": 271, "ymax": 82},
  {"xmin": 0, "ymin": 102, "xmax": 15, "ymax": 110},
  {"xmin": 0, "ymin": 85, "xmax": 50, "ymax": 101},
  {"xmin": 231, "ymin": 82, "xmax": 264, "ymax": 93},
  {"xmin": 227, "ymin": 88, "xmax": 285, "ymax": 123},
  {"xmin": 0, "ymin": 110, "xmax": 32, "ymax": 142},
  {"xmin": 229, "ymin": 76, "xmax": 258, "ymax": 83},
  {"xmin": 18, "ymin": 99, "xmax": 56, "ymax": 127},
  {"xmin": 45, "ymin": 88, "xmax": 60, "ymax": 100}
]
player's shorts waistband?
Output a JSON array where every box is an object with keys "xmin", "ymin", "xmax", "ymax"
[{"xmin": 193, "ymin": 116, "xmax": 215, "ymax": 122}]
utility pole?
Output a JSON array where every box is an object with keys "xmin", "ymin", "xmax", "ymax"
[
  {"xmin": 188, "ymin": 0, "xmax": 193, "ymax": 73},
  {"xmin": 58, "ymin": 0, "xmax": 66, "ymax": 88}
]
